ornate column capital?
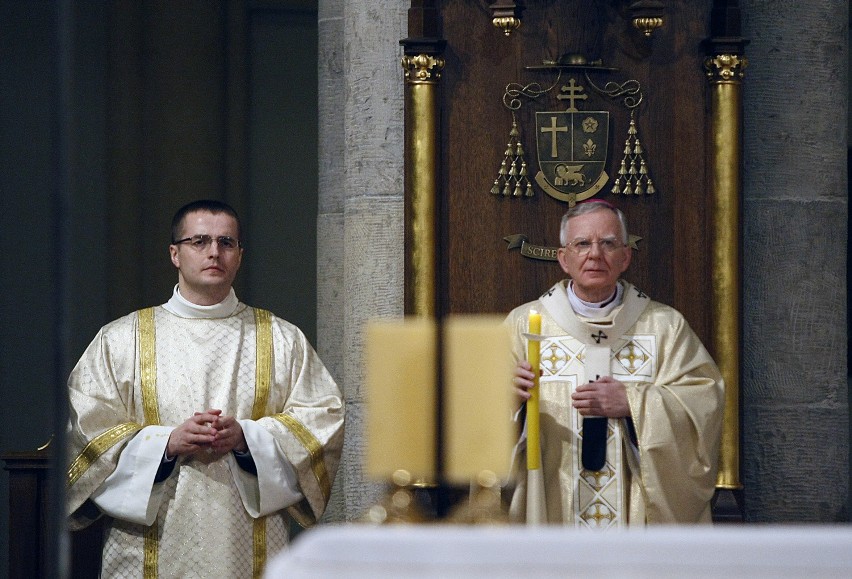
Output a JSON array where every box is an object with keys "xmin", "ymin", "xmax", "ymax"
[
  {"xmin": 705, "ymin": 53, "xmax": 748, "ymax": 82},
  {"xmin": 401, "ymin": 53, "xmax": 446, "ymax": 84}
]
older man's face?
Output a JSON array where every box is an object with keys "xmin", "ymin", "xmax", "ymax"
[{"xmin": 557, "ymin": 209, "xmax": 632, "ymax": 303}]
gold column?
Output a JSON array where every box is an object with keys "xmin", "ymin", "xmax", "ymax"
[
  {"xmin": 705, "ymin": 53, "xmax": 747, "ymax": 491},
  {"xmin": 402, "ymin": 53, "xmax": 445, "ymax": 317},
  {"xmin": 399, "ymin": 45, "xmax": 445, "ymax": 492}
]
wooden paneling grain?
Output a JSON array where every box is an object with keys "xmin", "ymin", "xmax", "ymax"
[{"xmin": 437, "ymin": 0, "xmax": 714, "ymax": 345}]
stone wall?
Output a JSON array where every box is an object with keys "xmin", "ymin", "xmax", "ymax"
[
  {"xmin": 318, "ymin": 0, "xmax": 408, "ymax": 522},
  {"xmin": 740, "ymin": 0, "xmax": 849, "ymax": 521}
]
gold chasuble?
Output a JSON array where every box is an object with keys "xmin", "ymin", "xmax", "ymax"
[
  {"xmin": 66, "ymin": 300, "xmax": 344, "ymax": 578},
  {"xmin": 506, "ymin": 280, "xmax": 724, "ymax": 527}
]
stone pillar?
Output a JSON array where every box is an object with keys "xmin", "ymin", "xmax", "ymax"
[
  {"xmin": 318, "ymin": 0, "xmax": 408, "ymax": 522},
  {"xmin": 317, "ymin": 0, "xmax": 345, "ymax": 522},
  {"xmin": 741, "ymin": 0, "xmax": 848, "ymax": 521}
]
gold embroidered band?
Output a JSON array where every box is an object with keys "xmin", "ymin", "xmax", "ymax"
[
  {"xmin": 252, "ymin": 309, "xmax": 272, "ymax": 420},
  {"xmin": 138, "ymin": 307, "xmax": 161, "ymax": 426},
  {"xmin": 272, "ymin": 414, "xmax": 331, "ymax": 501},
  {"xmin": 251, "ymin": 308, "xmax": 273, "ymax": 573},
  {"xmin": 253, "ymin": 516, "xmax": 267, "ymax": 578},
  {"xmin": 143, "ymin": 519, "xmax": 158, "ymax": 579},
  {"xmin": 66, "ymin": 422, "xmax": 142, "ymax": 487},
  {"xmin": 139, "ymin": 307, "xmax": 163, "ymax": 576}
]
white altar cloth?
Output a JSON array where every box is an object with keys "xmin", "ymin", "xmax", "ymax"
[{"xmin": 265, "ymin": 524, "xmax": 852, "ymax": 578}]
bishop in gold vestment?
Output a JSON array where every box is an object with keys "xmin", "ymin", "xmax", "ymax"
[
  {"xmin": 507, "ymin": 279, "xmax": 724, "ymax": 526},
  {"xmin": 508, "ymin": 200, "xmax": 724, "ymax": 527}
]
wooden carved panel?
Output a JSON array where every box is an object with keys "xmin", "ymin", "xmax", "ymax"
[
  {"xmin": 437, "ymin": 1, "xmax": 714, "ymax": 346},
  {"xmin": 402, "ymin": 0, "xmax": 744, "ymax": 502}
]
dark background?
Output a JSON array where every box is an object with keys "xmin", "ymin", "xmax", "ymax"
[{"xmin": 0, "ymin": 1, "xmax": 318, "ymax": 576}]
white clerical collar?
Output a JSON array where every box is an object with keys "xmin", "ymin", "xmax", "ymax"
[
  {"xmin": 163, "ymin": 284, "xmax": 240, "ymax": 318},
  {"xmin": 567, "ymin": 280, "xmax": 623, "ymax": 319}
]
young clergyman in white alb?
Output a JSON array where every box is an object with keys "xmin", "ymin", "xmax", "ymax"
[{"xmin": 66, "ymin": 200, "xmax": 344, "ymax": 576}]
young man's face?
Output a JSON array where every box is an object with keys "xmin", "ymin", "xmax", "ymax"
[
  {"xmin": 556, "ymin": 209, "xmax": 632, "ymax": 303},
  {"xmin": 169, "ymin": 210, "xmax": 243, "ymax": 305}
]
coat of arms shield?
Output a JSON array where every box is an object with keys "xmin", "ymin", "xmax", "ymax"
[{"xmin": 534, "ymin": 111, "xmax": 610, "ymax": 206}]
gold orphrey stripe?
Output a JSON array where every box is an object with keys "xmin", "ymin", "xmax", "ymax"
[
  {"xmin": 253, "ymin": 517, "xmax": 267, "ymax": 579},
  {"xmin": 138, "ymin": 307, "xmax": 161, "ymax": 426},
  {"xmin": 138, "ymin": 307, "xmax": 161, "ymax": 579},
  {"xmin": 252, "ymin": 309, "xmax": 272, "ymax": 420},
  {"xmin": 252, "ymin": 308, "xmax": 272, "ymax": 578},
  {"xmin": 144, "ymin": 520, "xmax": 159, "ymax": 578},
  {"xmin": 66, "ymin": 422, "xmax": 142, "ymax": 487},
  {"xmin": 272, "ymin": 413, "xmax": 331, "ymax": 502}
]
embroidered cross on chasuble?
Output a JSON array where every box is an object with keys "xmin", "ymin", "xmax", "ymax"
[{"xmin": 538, "ymin": 282, "xmax": 650, "ymax": 529}]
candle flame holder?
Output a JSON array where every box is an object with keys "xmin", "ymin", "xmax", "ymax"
[
  {"xmin": 446, "ymin": 470, "xmax": 510, "ymax": 525},
  {"xmin": 360, "ymin": 470, "xmax": 431, "ymax": 524}
]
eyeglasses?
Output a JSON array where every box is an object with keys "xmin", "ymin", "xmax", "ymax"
[
  {"xmin": 172, "ymin": 234, "xmax": 242, "ymax": 251},
  {"xmin": 564, "ymin": 237, "xmax": 625, "ymax": 256}
]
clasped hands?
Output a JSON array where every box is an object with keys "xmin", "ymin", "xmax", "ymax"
[
  {"xmin": 513, "ymin": 361, "xmax": 631, "ymax": 418},
  {"xmin": 166, "ymin": 409, "xmax": 248, "ymax": 459}
]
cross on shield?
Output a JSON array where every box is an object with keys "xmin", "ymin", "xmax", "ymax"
[{"xmin": 534, "ymin": 111, "xmax": 610, "ymax": 206}]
